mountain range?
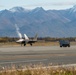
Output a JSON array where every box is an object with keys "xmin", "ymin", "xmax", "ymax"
[{"xmin": 0, "ymin": 5, "xmax": 76, "ymax": 37}]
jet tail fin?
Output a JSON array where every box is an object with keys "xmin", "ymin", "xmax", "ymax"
[
  {"xmin": 34, "ymin": 34, "xmax": 38, "ymax": 40},
  {"xmin": 24, "ymin": 34, "xmax": 29, "ymax": 40},
  {"xmin": 15, "ymin": 24, "xmax": 22, "ymax": 39},
  {"xmin": 17, "ymin": 31, "xmax": 23, "ymax": 39}
]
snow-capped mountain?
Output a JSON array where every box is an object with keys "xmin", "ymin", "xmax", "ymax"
[
  {"xmin": 31, "ymin": 7, "xmax": 45, "ymax": 13},
  {"xmin": 70, "ymin": 5, "xmax": 76, "ymax": 13},
  {"xmin": 9, "ymin": 7, "xmax": 30, "ymax": 13},
  {"xmin": 0, "ymin": 6, "xmax": 76, "ymax": 37}
]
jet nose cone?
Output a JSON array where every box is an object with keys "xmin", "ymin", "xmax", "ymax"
[{"xmin": 16, "ymin": 39, "xmax": 24, "ymax": 43}]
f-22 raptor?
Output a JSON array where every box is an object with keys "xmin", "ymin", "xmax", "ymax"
[{"xmin": 15, "ymin": 24, "xmax": 38, "ymax": 46}]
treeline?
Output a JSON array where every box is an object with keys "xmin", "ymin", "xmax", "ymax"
[
  {"xmin": 0, "ymin": 37, "xmax": 17, "ymax": 43},
  {"xmin": 0, "ymin": 37, "xmax": 75, "ymax": 43},
  {"xmin": 39, "ymin": 37, "xmax": 76, "ymax": 42}
]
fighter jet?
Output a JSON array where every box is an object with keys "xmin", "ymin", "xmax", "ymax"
[
  {"xmin": 16, "ymin": 33, "xmax": 37, "ymax": 46},
  {"xmin": 15, "ymin": 24, "xmax": 38, "ymax": 46}
]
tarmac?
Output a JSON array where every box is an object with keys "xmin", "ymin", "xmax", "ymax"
[{"xmin": 0, "ymin": 46, "xmax": 76, "ymax": 66}]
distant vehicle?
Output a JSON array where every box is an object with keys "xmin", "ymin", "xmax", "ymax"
[{"xmin": 59, "ymin": 40, "xmax": 70, "ymax": 47}]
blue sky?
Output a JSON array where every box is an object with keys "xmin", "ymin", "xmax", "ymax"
[{"xmin": 0, "ymin": 0, "xmax": 76, "ymax": 10}]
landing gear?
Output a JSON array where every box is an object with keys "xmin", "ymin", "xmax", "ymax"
[
  {"xmin": 30, "ymin": 43, "xmax": 32, "ymax": 46},
  {"xmin": 24, "ymin": 43, "xmax": 26, "ymax": 46}
]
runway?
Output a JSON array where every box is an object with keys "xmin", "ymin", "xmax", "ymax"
[{"xmin": 0, "ymin": 46, "xmax": 76, "ymax": 66}]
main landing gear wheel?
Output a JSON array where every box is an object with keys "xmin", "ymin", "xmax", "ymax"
[
  {"xmin": 24, "ymin": 43, "xmax": 26, "ymax": 46},
  {"xmin": 30, "ymin": 43, "xmax": 32, "ymax": 46}
]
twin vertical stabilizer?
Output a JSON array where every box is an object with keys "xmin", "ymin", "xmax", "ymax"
[{"xmin": 24, "ymin": 34, "xmax": 29, "ymax": 40}]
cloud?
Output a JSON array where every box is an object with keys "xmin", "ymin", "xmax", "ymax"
[
  {"xmin": 50, "ymin": 2, "xmax": 76, "ymax": 6},
  {"xmin": 24, "ymin": 1, "xmax": 76, "ymax": 7}
]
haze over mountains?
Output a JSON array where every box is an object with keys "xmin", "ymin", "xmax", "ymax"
[{"xmin": 0, "ymin": 5, "xmax": 76, "ymax": 37}]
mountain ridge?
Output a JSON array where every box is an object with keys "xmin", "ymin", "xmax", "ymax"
[{"xmin": 0, "ymin": 6, "xmax": 76, "ymax": 37}]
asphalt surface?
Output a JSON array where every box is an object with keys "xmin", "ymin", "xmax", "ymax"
[{"xmin": 0, "ymin": 46, "xmax": 76, "ymax": 66}]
